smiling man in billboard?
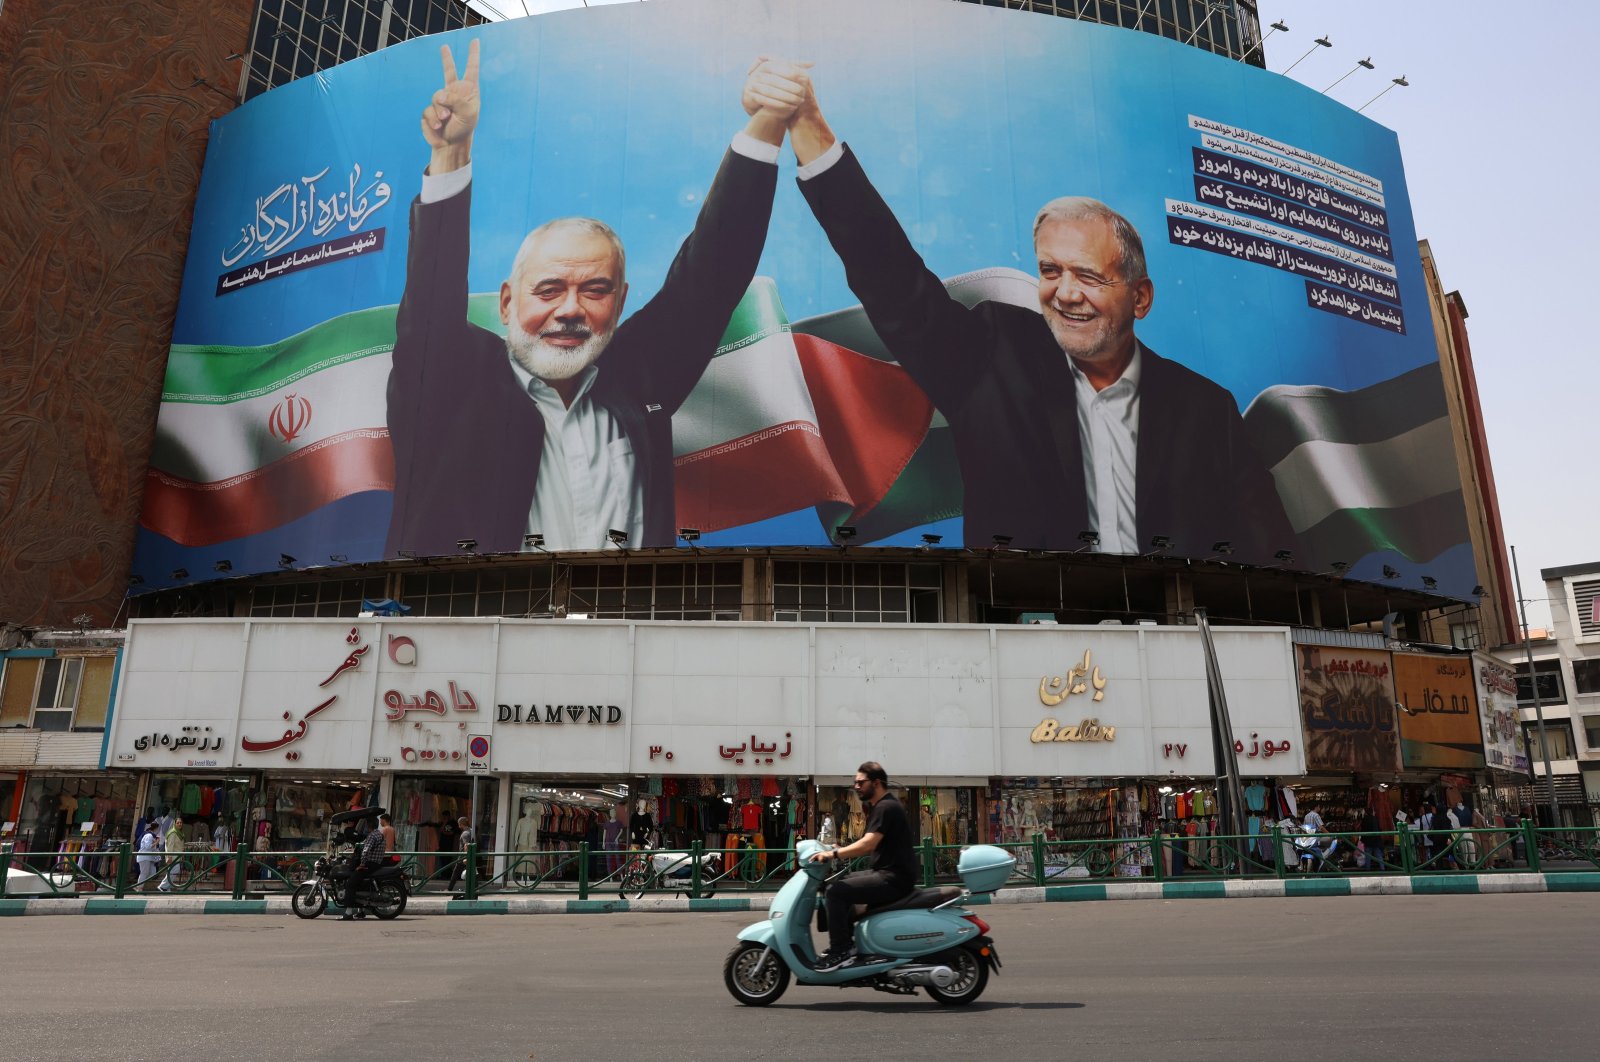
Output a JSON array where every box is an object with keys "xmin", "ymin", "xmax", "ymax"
[
  {"xmin": 385, "ymin": 42, "xmax": 803, "ymax": 557},
  {"xmin": 769, "ymin": 63, "xmax": 1297, "ymax": 563}
]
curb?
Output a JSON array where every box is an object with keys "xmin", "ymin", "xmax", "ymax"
[{"xmin": 3, "ymin": 872, "xmax": 1597, "ymax": 915}]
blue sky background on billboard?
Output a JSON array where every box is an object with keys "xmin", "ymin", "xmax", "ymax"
[
  {"xmin": 139, "ymin": 0, "xmax": 1584, "ymax": 618},
  {"xmin": 485, "ymin": 0, "xmax": 1595, "ymax": 628}
]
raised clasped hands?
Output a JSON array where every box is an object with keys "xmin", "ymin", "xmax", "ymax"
[{"xmin": 422, "ymin": 39, "xmax": 480, "ymax": 173}]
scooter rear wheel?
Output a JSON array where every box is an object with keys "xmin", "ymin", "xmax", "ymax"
[
  {"xmin": 370, "ymin": 880, "xmax": 406, "ymax": 920},
  {"xmin": 723, "ymin": 942, "xmax": 789, "ymax": 1006},
  {"xmin": 925, "ymin": 946, "xmax": 988, "ymax": 1006}
]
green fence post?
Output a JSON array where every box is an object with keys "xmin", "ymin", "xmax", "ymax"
[
  {"xmin": 1031, "ymin": 834, "xmax": 1047, "ymax": 887},
  {"xmin": 1400, "ymin": 827, "xmax": 1416, "ymax": 875},
  {"xmin": 690, "ymin": 841, "xmax": 704, "ymax": 899},
  {"xmin": 113, "ymin": 843, "xmax": 131, "ymax": 898},
  {"xmin": 1150, "ymin": 831, "xmax": 1164, "ymax": 883},
  {"xmin": 1270, "ymin": 825, "xmax": 1286, "ymax": 879},
  {"xmin": 577, "ymin": 841, "xmax": 590, "ymax": 901},
  {"xmin": 465, "ymin": 842, "xmax": 479, "ymax": 900},
  {"xmin": 231, "ymin": 843, "xmax": 249, "ymax": 899},
  {"xmin": 921, "ymin": 836, "xmax": 936, "ymax": 887},
  {"xmin": 0, "ymin": 843, "xmax": 11, "ymax": 897},
  {"xmin": 1524, "ymin": 822, "xmax": 1542, "ymax": 872}
]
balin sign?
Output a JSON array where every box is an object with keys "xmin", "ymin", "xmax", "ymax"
[{"xmin": 496, "ymin": 704, "xmax": 623, "ymax": 725}]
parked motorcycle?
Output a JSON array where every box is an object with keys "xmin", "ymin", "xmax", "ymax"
[
  {"xmin": 291, "ymin": 806, "xmax": 408, "ymax": 920},
  {"xmin": 723, "ymin": 840, "xmax": 1012, "ymax": 1007}
]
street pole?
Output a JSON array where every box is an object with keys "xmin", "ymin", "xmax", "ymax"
[{"xmin": 1510, "ymin": 545, "xmax": 1561, "ymax": 830}]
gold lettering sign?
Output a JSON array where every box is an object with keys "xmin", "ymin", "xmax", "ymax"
[
  {"xmin": 1029, "ymin": 718, "xmax": 1117, "ymax": 744},
  {"xmin": 1040, "ymin": 649, "xmax": 1107, "ymax": 706}
]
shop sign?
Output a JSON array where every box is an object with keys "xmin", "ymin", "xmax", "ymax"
[
  {"xmin": 240, "ymin": 626, "xmax": 373, "ymax": 762},
  {"xmin": 495, "ymin": 703, "xmax": 623, "ymax": 725},
  {"xmin": 1296, "ymin": 646, "xmax": 1400, "ymax": 773},
  {"xmin": 1039, "ymin": 649, "xmax": 1108, "ymax": 705},
  {"xmin": 1029, "ymin": 718, "xmax": 1116, "ymax": 744},
  {"xmin": 1392, "ymin": 653, "xmax": 1485, "ymax": 770},
  {"xmin": 717, "ymin": 733, "xmax": 794, "ymax": 765},
  {"xmin": 130, "ymin": 725, "xmax": 227, "ymax": 754},
  {"xmin": 1160, "ymin": 736, "xmax": 1293, "ymax": 759}
]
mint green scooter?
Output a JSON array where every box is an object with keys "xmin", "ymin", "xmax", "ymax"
[{"xmin": 723, "ymin": 839, "xmax": 1014, "ymax": 1006}]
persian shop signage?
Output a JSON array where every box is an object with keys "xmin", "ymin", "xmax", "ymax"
[{"xmin": 1032, "ymin": 650, "xmax": 1115, "ymax": 744}]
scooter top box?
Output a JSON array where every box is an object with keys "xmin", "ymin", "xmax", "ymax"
[{"xmin": 957, "ymin": 845, "xmax": 1016, "ymax": 894}]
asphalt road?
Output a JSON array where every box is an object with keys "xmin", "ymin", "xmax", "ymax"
[{"xmin": 2, "ymin": 894, "xmax": 1592, "ymax": 1062}]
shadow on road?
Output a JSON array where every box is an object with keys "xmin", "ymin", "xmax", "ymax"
[{"xmin": 785, "ymin": 1000, "xmax": 1085, "ymax": 1013}]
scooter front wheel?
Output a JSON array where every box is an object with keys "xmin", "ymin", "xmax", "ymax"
[
  {"xmin": 925, "ymin": 945, "xmax": 989, "ymax": 1006},
  {"xmin": 723, "ymin": 942, "xmax": 789, "ymax": 1006}
]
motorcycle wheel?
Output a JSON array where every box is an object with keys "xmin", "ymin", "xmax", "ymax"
[
  {"xmin": 371, "ymin": 880, "xmax": 407, "ymax": 920},
  {"xmin": 291, "ymin": 882, "xmax": 327, "ymax": 920},
  {"xmin": 925, "ymin": 946, "xmax": 989, "ymax": 1006},
  {"xmin": 723, "ymin": 942, "xmax": 789, "ymax": 1007},
  {"xmin": 619, "ymin": 865, "xmax": 651, "ymax": 900}
]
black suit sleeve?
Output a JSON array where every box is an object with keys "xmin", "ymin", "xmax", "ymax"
[
  {"xmin": 388, "ymin": 186, "xmax": 512, "ymax": 481},
  {"xmin": 797, "ymin": 144, "xmax": 995, "ymax": 415},
  {"xmin": 609, "ymin": 148, "xmax": 778, "ymax": 414}
]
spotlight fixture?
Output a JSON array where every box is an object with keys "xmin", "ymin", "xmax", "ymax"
[
  {"xmin": 678, "ymin": 528, "xmax": 702, "ymax": 542},
  {"xmin": 1382, "ymin": 565, "xmax": 1400, "ymax": 580},
  {"xmin": 456, "ymin": 538, "xmax": 478, "ymax": 553},
  {"xmin": 523, "ymin": 534, "xmax": 544, "ymax": 550},
  {"xmin": 172, "ymin": 568, "xmax": 189, "ymax": 580},
  {"xmin": 1076, "ymin": 531, "xmax": 1100, "ymax": 552},
  {"xmin": 1330, "ymin": 560, "xmax": 1350, "ymax": 574},
  {"xmin": 1273, "ymin": 549, "xmax": 1294, "ymax": 566},
  {"xmin": 1471, "ymin": 585, "xmax": 1486, "ymax": 597},
  {"xmin": 606, "ymin": 529, "xmax": 629, "ymax": 547},
  {"xmin": 329, "ymin": 554, "xmax": 348, "ymax": 564},
  {"xmin": 835, "ymin": 525, "xmax": 857, "ymax": 542},
  {"xmin": 397, "ymin": 549, "xmax": 417, "ymax": 560},
  {"xmin": 128, "ymin": 575, "xmax": 144, "ymax": 587},
  {"xmin": 1149, "ymin": 535, "xmax": 1173, "ymax": 553},
  {"xmin": 279, "ymin": 554, "xmax": 297, "ymax": 569},
  {"xmin": 213, "ymin": 560, "xmax": 233, "ymax": 573},
  {"xmin": 992, "ymin": 534, "xmax": 1013, "ymax": 549},
  {"xmin": 1209, "ymin": 541, "xmax": 1233, "ymax": 558},
  {"xmin": 920, "ymin": 533, "xmax": 943, "ymax": 547},
  {"xmin": 1420, "ymin": 576, "xmax": 1438, "ymax": 590}
]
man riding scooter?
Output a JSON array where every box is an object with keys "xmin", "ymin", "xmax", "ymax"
[{"xmin": 810, "ymin": 761, "xmax": 917, "ymax": 971}]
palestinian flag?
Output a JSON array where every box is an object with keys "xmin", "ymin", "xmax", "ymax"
[{"xmin": 1243, "ymin": 362, "xmax": 1472, "ymax": 573}]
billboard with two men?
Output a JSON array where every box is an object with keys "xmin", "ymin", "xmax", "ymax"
[{"xmin": 133, "ymin": 0, "xmax": 1476, "ymax": 597}]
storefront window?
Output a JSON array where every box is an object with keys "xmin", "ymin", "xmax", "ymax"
[
  {"xmin": 257, "ymin": 776, "xmax": 373, "ymax": 850},
  {"xmin": 391, "ymin": 775, "xmax": 498, "ymax": 883},
  {"xmin": 13, "ymin": 774, "xmax": 140, "ymax": 870}
]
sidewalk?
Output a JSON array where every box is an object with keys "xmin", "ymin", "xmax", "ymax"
[{"xmin": 4, "ymin": 871, "xmax": 1597, "ymax": 916}]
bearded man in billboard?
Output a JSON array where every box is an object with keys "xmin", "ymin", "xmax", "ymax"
[
  {"xmin": 386, "ymin": 42, "xmax": 804, "ymax": 556},
  {"xmin": 767, "ymin": 63, "xmax": 1296, "ymax": 564}
]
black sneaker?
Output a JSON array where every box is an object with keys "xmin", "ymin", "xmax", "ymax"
[{"xmin": 814, "ymin": 947, "xmax": 855, "ymax": 972}]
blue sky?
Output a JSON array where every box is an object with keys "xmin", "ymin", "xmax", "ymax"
[{"xmin": 435, "ymin": 2, "xmax": 1591, "ymax": 627}]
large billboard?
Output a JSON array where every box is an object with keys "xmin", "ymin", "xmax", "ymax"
[
  {"xmin": 133, "ymin": 0, "xmax": 1474, "ymax": 595},
  {"xmin": 1391, "ymin": 652, "xmax": 1485, "ymax": 770}
]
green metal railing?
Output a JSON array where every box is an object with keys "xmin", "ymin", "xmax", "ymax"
[{"xmin": 5, "ymin": 825, "xmax": 1598, "ymax": 901}]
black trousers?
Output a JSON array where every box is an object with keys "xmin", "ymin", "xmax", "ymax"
[
  {"xmin": 825, "ymin": 869, "xmax": 913, "ymax": 951},
  {"xmin": 343, "ymin": 864, "xmax": 374, "ymax": 907}
]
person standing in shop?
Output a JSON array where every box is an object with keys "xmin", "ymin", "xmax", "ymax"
[
  {"xmin": 809, "ymin": 761, "xmax": 916, "ymax": 972},
  {"xmin": 136, "ymin": 820, "xmax": 162, "ymax": 891},
  {"xmin": 158, "ymin": 815, "xmax": 185, "ymax": 892},
  {"xmin": 448, "ymin": 816, "xmax": 476, "ymax": 893},
  {"xmin": 378, "ymin": 813, "xmax": 399, "ymax": 866}
]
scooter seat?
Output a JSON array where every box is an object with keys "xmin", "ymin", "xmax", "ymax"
[{"xmin": 859, "ymin": 885, "xmax": 964, "ymax": 916}]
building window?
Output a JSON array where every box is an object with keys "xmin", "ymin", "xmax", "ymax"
[
  {"xmin": 1524, "ymin": 720, "xmax": 1575, "ymax": 761},
  {"xmin": 566, "ymin": 562, "xmax": 742, "ymax": 621},
  {"xmin": 6, "ymin": 655, "xmax": 116, "ymax": 733},
  {"xmin": 1515, "ymin": 661, "xmax": 1566, "ymax": 707},
  {"xmin": 1448, "ymin": 621, "xmax": 1482, "ymax": 650},
  {"xmin": 1583, "ymin": 715, "xmax": 1600, "ymax": 751},
  {"xmin": 1571, "ymin": 578, "xmax": 1600, "ymax": 641},
  {"xmin": 1572, "ymin": 658, "xmax": 1600, "ymax": 696},
  {"xmin": 250, "ymin": 576, "xmax": 388, "ymax": 617},
  {"xmin": 772, "ymin": 561, "xmax": 943, "ymax": 624}
]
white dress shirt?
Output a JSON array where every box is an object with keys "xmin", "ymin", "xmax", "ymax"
[
  {"xmin": 1072, "ymin": 346, "xmax": 1141, "ymax": 555},
  {"xmin": 417, "ymin": 133, "xmax": 780, "ymax": 550}
]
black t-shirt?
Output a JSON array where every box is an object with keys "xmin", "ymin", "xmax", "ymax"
[{"xmin": 864, "ymin": 792, "xmax": 917, "ymax": 881}]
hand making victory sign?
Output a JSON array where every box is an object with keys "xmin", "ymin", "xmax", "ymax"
[{"xmin": 422, "ymin": 39, "xmax": 480, "ymax": 176}]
